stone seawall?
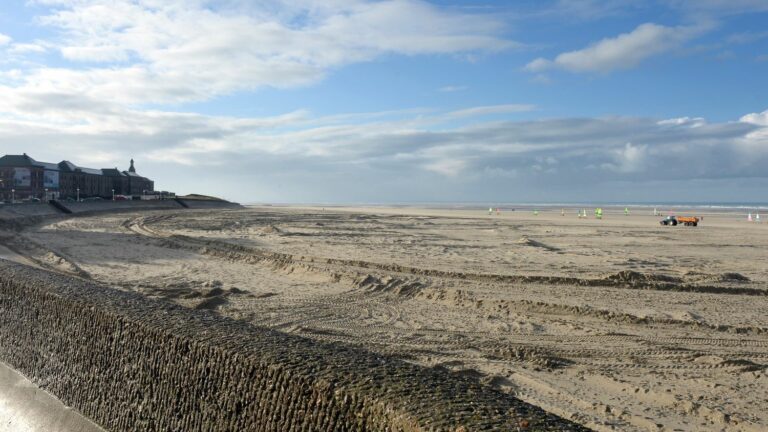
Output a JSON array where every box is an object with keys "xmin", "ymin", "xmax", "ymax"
[
  {"xmin": 178, "ymin": 199, "xmax": 241, "ymax": 210},
  {"xmin": 0, "ymin": 261, "xmax": 588, "ymax": 431},
  {"xmin": 63, "ymin": 200, "xmax": 184, "ymax": 214},
  {"xmin": 0, "ymin": 200, "xmax": 240, "ymax": 231}
]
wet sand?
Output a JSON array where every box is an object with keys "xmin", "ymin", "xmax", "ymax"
[{"xmin": 10, "ymin": 205, "xmax": 768, "ymax": 431}]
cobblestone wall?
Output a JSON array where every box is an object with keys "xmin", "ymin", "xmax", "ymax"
[
  {"xmin": 0, "ymin": 261, "xmax": 588, "ymax": 431},
  {"xmin": 177, "ymin": 199, "xmax": 241, "ymax": 209},
  {"xmin": 63, "ymin": 200, "xmax": 183, "ymax": 214}
]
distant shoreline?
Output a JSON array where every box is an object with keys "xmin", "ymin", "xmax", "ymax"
[{"xmin": 245, "ymin": 202, "xmax": 768, "ymax": 213}]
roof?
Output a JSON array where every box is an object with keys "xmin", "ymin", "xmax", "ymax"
[
  {"xmin": 38, "ymin": 161, "xmax": 59, "ymax": 171},
  {"xmin": 0, "ymin": 154, "xmax": 39, "ymax": 167},
  {"xmin": 59, "ymin": 160, "xmax": 104, "ymax": 175},
  {"xmin": 123, "ymin": 171, "xmax": 148, "ymax": 179},
  {"xmin": 58, "ymin": 161, "xmax": 77, "ymax": 172},
  {"xmin": 101, "ymin": 168, "xmax": 126, "ymax": 177},
  {"xmin": 80, "ymin": 167, "xmax": 102, "ymax": 175},
  {"xmin": 0, "ymin": 154, "xmax": 60, "ymax": 171},
  {"xmin": 2, "ymin": 155, "xmax": 153, "ymax": 183}
]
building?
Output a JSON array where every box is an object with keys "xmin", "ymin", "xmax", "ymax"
[
  {"xmin": 58, "ymin": 160, "xmax": 113, "ymax": 199},
  {"xmin": 125, "ymin": 159, "xmax": 154, "ymax": 195},
  {"xmin": 0, "ymin": 154, "xmax": 155, "ymax": 201}
]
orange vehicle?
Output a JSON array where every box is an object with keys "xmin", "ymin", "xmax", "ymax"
[
  {"xmin": 659, "ymin": 216, "xmax": 700, "ymax": 226},
  {"xmin": 676, "ymin": 216, "xmax": 700, "ymax": 226}
]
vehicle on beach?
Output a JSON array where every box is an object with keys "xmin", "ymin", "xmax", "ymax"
[{"xmin": 659, "ymin": 216, "xmax": 700, "ymax": 226}]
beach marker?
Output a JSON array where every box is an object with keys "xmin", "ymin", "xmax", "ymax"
[
  {"xmin": 489, "ymin": 207, "xmax": 493, "ymax": 215},
  {"xmin": 748, "ymin": 213, "xmax": 753, "ymax": 222},
  {"xmin": 757, "ymin": 213, "xmax": 761, "ymax": 223}
]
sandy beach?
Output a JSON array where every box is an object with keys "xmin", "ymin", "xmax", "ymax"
[{"xmin": 8, "ymin": 205, "xmax": 768, "ymax": 431}]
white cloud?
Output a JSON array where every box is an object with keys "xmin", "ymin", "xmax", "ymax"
[
  {"xmin": 603, "ymin": 142, "xmax": 648, "ymax": 173},
  {"xmin": 1, "ymin": 95, "xmax": 766, "ymax": 203},
  {"xmin": 740, "ymin": 110, "xmax": 768, "ymax": 126},
  {"xmin": 738, "ymin": 110, "xmax": 768, "ymax": 153},
  {"xmin": 526, "ymin": 22, "xmax": 706, "ymax": 73},
  {"xmin": 524, "ymin": 58, "xmax": 552, "ymax": 72},
  {"xmin": 445, "ymin": 104, "xmax": 536, "ymax": 119},
  {"xmin": 11, "ymin": 0, "xmax": 513, "ymax": 104},
  {"xmin": 8, "ymin": 43, "xmax": 47, "ymax": 54},
  {"xmin": 424, "ymin": 159, "xmax": 467, "ymax": 176},
  {"xmin": 657, "ymin": 117, "xmax": 706, "ymax": 127},
  {"xmin": 0, "ymin": 34, "xmax": 12, "ymax": 46},
  {"xmin": 1, "ymin": 96, "xmax": 765, "ymax": 184}
]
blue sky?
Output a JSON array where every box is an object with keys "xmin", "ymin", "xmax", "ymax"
[{"xmin": 0, "ymin": 0, "xmax": 767, "ymax": 203}]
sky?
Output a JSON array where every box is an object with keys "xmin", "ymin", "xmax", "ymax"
[{"xmin": 0, "ymin": 0, "xmax": 767, "ymax": 204}]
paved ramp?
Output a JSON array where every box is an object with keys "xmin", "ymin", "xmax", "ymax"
[
  {"xmin": 0, "ymin": 362, "xmax": 104, "ymax": 432},
  {"xmin": 0, "ymin": 246, "xmax": 39, "ymax": 268}
]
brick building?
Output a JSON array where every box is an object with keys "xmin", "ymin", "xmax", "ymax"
[{"xmin": 0, "ymin": 154, "xmax": 155, "ymax": 201}]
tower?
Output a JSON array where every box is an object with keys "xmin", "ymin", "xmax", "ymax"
[{"xmin": 129, "ymin": 158, "xmax": 136, "ymax": 173}]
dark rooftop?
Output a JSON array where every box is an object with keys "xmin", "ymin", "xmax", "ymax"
[
  {"xmin": 3, "ymin": 154, "xmax": 148, "ymax": 179},
  {"xmin": 101, "ymin": 168, "xmax": 126, "ymax": 177},
  {"xmin": 59, "ymin": 160, "xmax": 104, "ymax": 176},
  {"xmin": 0, "ymin": 154, "xmax": 38, "ymax": 167}
]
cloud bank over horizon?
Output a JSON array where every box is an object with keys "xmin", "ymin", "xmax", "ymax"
[{"xmin": 0, "ymin": 0, "xmax": 766, "ymax": 203}]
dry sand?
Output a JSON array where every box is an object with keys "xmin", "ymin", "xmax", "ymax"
[{"xmin": 9, "ymin": 205, "xmax": 768, "ymax": 431}]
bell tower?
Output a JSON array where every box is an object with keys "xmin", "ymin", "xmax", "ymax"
[{"xmin": 129, "ymin": 158, "xmax": 136, "ymax": 173}]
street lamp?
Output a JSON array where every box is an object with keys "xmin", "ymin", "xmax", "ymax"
[
  {"xmin": 112, "ymin": 189, "xmax": 115, "ymax": 201},
  {"xmin": 77, "ymin": 187, "xmax": 80, "ymax": 202},
  {"xmin": 44, "ymin": 188, "xmax": 48, "ymax": 202},
  {"xmin": 11, "ymin": 189, "xmax": 14, "ymax": 203}
]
